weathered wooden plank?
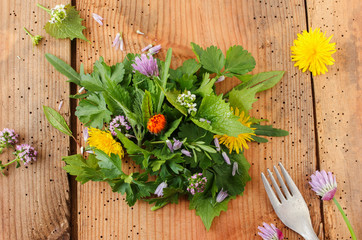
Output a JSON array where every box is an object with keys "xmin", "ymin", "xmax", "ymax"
[
  {"xmin": 0, "ymin": 0, "xmax": 71, "ymax": 239},
  {"xmin": 307, "ymin": 0, "xmax": 362, "ymax": 239},
  {"xmin": 75, "ymin": 0, "xmax": 321, "ymax": 239}
]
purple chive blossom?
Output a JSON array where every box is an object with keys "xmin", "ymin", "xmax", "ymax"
[
  {"xmin": 142, "ymin": 44, "xmax": 153, "ymax": 52},
  {"xmin": 214, "ymin": 137, "xmax": 220, "ymax": 152},
  {"xmin": 83, "ymin": 127, "xmax": 89, "ymax": 142},
  {"xmin": 222, "ymin": 151, "xmax": 231, "ymax": 165},
  {"xmin": 148, "ymin": 44, "xmax": 162, "ymax": 55},
  {"xmin": 0, "ymin": 128, "xmax": 19, "ymax": 150},
  {"xmin": 232, "ymin": 162, "xmax": 239, "ymax": 176},
  {"xmin": 132, "ymin": 54, "xmax": 159, "ymax": 77},
  {"xmin": 172, "ymin": 138, "xmax": 183, "ymax": 150},
  {"xmin": 92, "ymin": 13, "xmax": 103, "ymax": 26},
  {"xmin": 14, "ymin": 144, "xmax": 37, "ymax": 165},
  {"xmin": 187, "ymin": 173, "xmax": 207, "ymax": 195},
  {"xmin": 258, "ymin": 223, "xmax": 284, "ymax": 240},
  {"xmin": 181, "ymin": 149, "xmax": 192, "ymax": 157},
  {"xmin": 154, "ymin": 182, "xmax": 167, "ymax": 197},
  {"xmin": 216, "ymin": 188, "xmax": 228, "ymax": 203},
  {"xmin": 112, "ymin": 32, "xmax": 124, "ymax": 51},
  {"xmin": 216, "ymin": 75, "xmax": 225, "ymax": 83},
  {"xmin": 166, "ymin": 140, "xmax": 173, "ymax": 153},
  {"xmin": 109, "ymin": 115, "xmax": 131, "ymax": 136},
  {"xmin": 58, "ymin": 100, "xmax": 63, "ymax": 111},
  {"xmin": 309, "ymin": 170, "xmax": 337, "ymax": 201}
]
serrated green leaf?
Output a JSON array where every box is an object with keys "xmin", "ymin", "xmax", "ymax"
[
  {"xmin": 195, "ymin": 73, "xmax": 216, "ymax": 97},
  {"xmin": 180, "ymin": 59, "xmax": 201, "ymax": 75},
  {"xmin": 200, "ymin": 46, "xmax": 225, "ymax": 73},
  {"xmin": 43, "ymin": 5, "xmax": 88, "ymax": 41},
  {"xmin": 190, "ymin": 42, "xmax": 204, "ymax": 62},
  {"xmin": 75, "ymin": 93, "xmax": 112, "ymax": 128},
  {"xmin": 162, "ymin": 88, "xmax": 188, "ymax": 116},
  {"xmin": 43, "ymin": 106, "xmax": 72, "ymax": 136},
  {"xmin": 224, "ymin": 45, "xmax": 256, "ymax": 75},
  {"xmin": 94, "ymin": 150, "xmax": 123, "ymax": 179},
  {"xmin": 193, "ymin": 94, "xmax": 253, "ymax": 137},
  {"xmin": 142, "ymin": 90, "xmax": 153, "ymax": 127},
  {"xmin": 228, "ymin": 87, "xmax": 260, "ymax": 114},
  {"xmin": 110, "ymin": 62, "xmax": 125, "ymax": 84},
  {"xmin": 45, "ymin": 53, "xmax": 80, "ymax": 85}
]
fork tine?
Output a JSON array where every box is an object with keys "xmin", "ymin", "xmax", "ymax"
[
  {"xmin": 273, "ymin": 165, "xmax": 292, "ymax": 199},
  {"xmin": 267, "ymin": 169, "xmax": 286, "ymax": 202},
  {"xmin": 279, "ymin": 162, "xmax": 301, "ymax": 196},
  {"xmin": 261, "ymin": 173, "xmax": 280, "ymax": 207}
]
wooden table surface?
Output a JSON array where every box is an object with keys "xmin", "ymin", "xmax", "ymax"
[{"xmin": 0, "ymin": 0, "xmax": 360, "ymax": 239}]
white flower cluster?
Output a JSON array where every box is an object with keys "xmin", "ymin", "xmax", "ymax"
[
  {"xmin": 49, "ymin": 5, "xmax": 67, "ymax": 24},
  {"xmin": 177, "ymin": 91, "xmax": 197, "ymax": 114}
]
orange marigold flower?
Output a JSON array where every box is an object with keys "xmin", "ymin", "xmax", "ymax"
[{"xmin": 147, "ymin": 114, "xmax": 166, "ymax": 134}]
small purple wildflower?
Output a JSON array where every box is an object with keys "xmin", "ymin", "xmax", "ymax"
[
  {"xmin": 14, "ymin": 144, "xmax": 37, "ymax": 165},
  {"xmin": 142, "ymin": 44, "xmax": 153, "ymax": 52},
  {"xmin": 148, "ymin": 44, "xmax": 161, "ymax": 55},
  {"xmin": 58, "ymin": 100, "xmax": 63, "ymax": 111},
  {"xmin": 166, "ymin": 140, "xmax": 173, "ymax": 153},
  {"xmin": 309, "ymin": 170, "xmax": 337, "ymax": 201},
  {"xmin": 216, "ymin": 188, "xmax": 228, "ymax": 203},
  {"xmin": 172, "ymin": 138, "xmax": 183, "ymax": 150},
  {"xmin": 258, "ymin": 223, "xmax": 284, "ymax": 240},
  {"xmin": 0, "ymin": 128, "xmax": 19, "ymax": 150},
  {"xmin": 109, "ymin": 115, "xmax": 131, "ymax": 136},
  {"xmin": 154, "ymin": 182, "xmax": 167, "ymax": 197},
  {"xmin": 181, "ymin": 149, "xmax": 192, "ymax": 157},
  {"xmin": 92, "ymin": 13, "xmax": 103, "ymax": 26},
  {"xmin": 222, "ymin": 151, "xmax": 231, "ymax": 165},
  {"xmin": 214, "ymin": 137, "xmax": 220, "ymax": 152},
  {"xmin": 83, "ymin": 127, "xmax": 89, "ymax": 142},
  {"xmin": 232, "ymin": 162, "xmax": 239, "ymax": 176},
  {"xmin": 132, "ymin": 54, "xmax": 159, "ymax": 77},
  {"xmin": 112, "ymin": 32, "xmax": 124, "ymax": 51},
  {"xmin": 215, "ymin": 75, "xmax": 225, "ymax": 83},
  {"xmin": 187, "ymin": 173, "xmax": 207, "ymax": 195}
]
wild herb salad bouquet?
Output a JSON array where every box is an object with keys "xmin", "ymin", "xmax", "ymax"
[{"xmin": 43, "ymin": 43, "xmax": 288, "ymax": 230}]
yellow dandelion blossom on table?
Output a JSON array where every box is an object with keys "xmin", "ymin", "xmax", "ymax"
[
  {"xmin": 214, "ymin": 108, "xmax": 255, "ymax": 154},
  {"xmin": 291, "ymin": 28, "xmax": 336, "ymax": 76},
  {"xmin": 87, "ymin": 128, "xmax": 124, "ymax": 157}
]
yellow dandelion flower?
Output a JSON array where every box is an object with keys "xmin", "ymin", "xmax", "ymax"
[
  {"xmin": 291, "ymin": 28, "xmax": 336, "ymax": 76},
  {"xmin": 87, "ymin": 128, "xmax": 124, "ymax": 157},
  {"xmin": 214, "ymin": 108, "xmax": 255, "ymax": 154}
]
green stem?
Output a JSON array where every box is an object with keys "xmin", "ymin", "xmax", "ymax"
[
  {"xmin": 333, "ymin": 197, "xmax": 357, "ymax": 240},
  {"xmin": 37, "ymin": 3, "xmax": 51, "ymax": 14},
  {"xmin": 2, "ymin": 158, "xmax": 18, "ymax": 167},
  {"xmin": 157, "ymin": 48, "xmax": 172, "ymax": 113},
  {"xmin": 23, "ymin": 27, "xmax": 33, "ymax": 37}
]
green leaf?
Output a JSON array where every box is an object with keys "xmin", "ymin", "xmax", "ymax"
[
  {"xmin": 94, "ymin": 150, "xmax": 123, "ymax": 179},
  {"xmin": 160, "ymin": 117, "xmax": 183, "ymax": 140},
  {"xmin": 189, "ymin": 194, "xmax": 234, "ymax": 230},
  {"xmin": 147, "ymin": 187, "xmax": 183, "ymax": 210},
  {"xmin": 200, "ymin": 46, "xmax": 225, "ymax": 73},
  {"xmin": 110, "ymin": 62, "xmax": 125, "ymax": 84},
  {"xmin": 75, "ymin": 93, "xmax": 112, "ymax": 128},
  {"xmin": 45, "ymin": 53, "xmax": 80, "ymax": 85},
  {"xmin": 180, "ymin": 59, "xmax": 201, "ymax": 75},
  {"xmin": 157, "ymin": 48, "xmax": 172, "ymax": 113},
  {"xmin": 142, "ymin": 90, "xmax": 153, "ymax": 127},
  {"xmin": 235, "ymin": 71, "xmax": 285, "ymax": 93},
  {"xmin": 195, "ymin": 73, "xmax": 216, "ymax": 97},
  {"xmin": 175, "ymin": 74, "xmax": 197, "ymax": 91},
  {"xmin": 224, "ymin": 45, "xmax": 256, "ymax": 75},
  {"xmin": 251, "ymin": 135, "xmax": 269, "ymax": 143},
  {"xmin": 252, "ymin": 124, "xmax": 289, "ymax": 137},
  {"xmin": 228, "ymin": 87, "xmax": 260, "ymax": 114},
  {"xmin": 190, "ymin": 42, "xmax": 204, "ymax": 62},
  {"xmin": 43, "ymin": 5, "xmax": 88, "ymax": 41},
  {"xmin": 193, "ymin": 94, "xmax": 253, "ymax": 137},
  {"xmin": 178, "ymin": 123, "xmax": 212, "ymax": 143},
  {"xmin": 163, "ymin": 89, "xmax": 188, "ymax": 116},
  {"xmin": 63, "ymin": 154, "xmax": 105, "ymax": 184},
  {"xmin": 43, "ymin": 106, "xmax": 72, "ymax": 136},
  {"xmin": 115, "ymin": 130, "xmax": 150, "ymax": 156}
]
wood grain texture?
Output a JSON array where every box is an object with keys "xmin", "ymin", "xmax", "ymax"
[
  {"xmin": 307, "ymin": 0, "xmax": 362, "ymax": 239},
  {"xmin": 0, "ymin": 1, "xmax": 71, "ymax": 239},
  {"xmin": 75, "ymin": 0, "xmax": 322, "ymax": 239}
]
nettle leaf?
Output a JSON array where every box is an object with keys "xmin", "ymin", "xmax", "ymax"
[
  {"xmin": 45, "ymin": 53, "xmax": 80, "ymax": 85},
  {"xmin": 62, "ymin": 154, "xmax": 105, "ymax": 184},
  {"xmin": 224, "ymin": 45, "xmax": 256, "ymax": 75},
  {"xmin": 252, "ymin": 124, "xmax": 289, "ymax": 137},
  {"xmin": 193, "ymin": 94, "xmax": 253, "ymax": 137},
  {"xmin": 189, "ymin": 194, "xmax": 234, "ymax": 231},
  {"xmin": 235, "ymin": 71, "xmax": 285, "ymax": 93},
  {"xmin": 75, "ymin": 93, "xmax": 112, "ymax": 128},
  {"xmin": 200, "ymin": 46, "xmax": 225, "ymax": 73},
  {"xmin": 43, "ymin": 5, "xmax": 88, "ymax": 41},
  {"xmin": 43, "ymin": 106, "xmax": 72, "ymax": 136}
]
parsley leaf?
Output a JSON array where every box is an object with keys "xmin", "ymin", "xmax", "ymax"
[
  {"xmin": 41, "ymin": 4, "xmax": 88, "ymax": 41},
  {"xmin": 200, "ymin": 46, "xmax": 225, "ymax": 73},
  {"xmin": 75, "ymin": 93, "xmax": 112, "ymax": 128},
  {"xmin": 224, "ymin": 45, "xmax": 256, "ymax": 75}
]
